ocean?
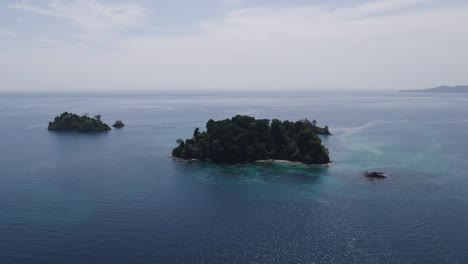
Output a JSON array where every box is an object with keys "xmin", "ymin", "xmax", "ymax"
[{"xmin": 1, "ymin": 91, "xmax": 467, "ymax": 263}]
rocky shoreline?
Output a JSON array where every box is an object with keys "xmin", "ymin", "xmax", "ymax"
[{"xmin": 172, "ymin": 156, "xmax": 333, "ymax": 167}]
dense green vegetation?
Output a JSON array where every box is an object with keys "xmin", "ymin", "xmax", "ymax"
[
  {"xmin": 48, "ymin": 112, "xmax": 111, "ymax": 133},
  {"xmin": 112, "ymin": 120, "xmax": 125, "ymax": 128},
  {"xmin": 172, "ymin": 115, "xmax": 331, "ymax": 165}
]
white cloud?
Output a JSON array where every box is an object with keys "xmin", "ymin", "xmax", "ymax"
[
  {"xmin": 0, "ymin": 28, "xmax": 18, "ymax": 37},
  {"xmin": 336, "ymin": 0, "xmax": 428, "ymax": 19},
  {"xmin": 9, "ymin": 0, "xmax": 147, "ymax": 34},
  {"xmin": 38, "ymin": 37, "xmax": 62, "ymax": 46},
  {"xmin": 2, "ymin": 0, "xmax": 468, "ymax": 91}
]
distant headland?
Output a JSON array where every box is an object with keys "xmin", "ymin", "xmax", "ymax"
[
  {"xmin": 48, "ymin": 112, "xmax": 111, "ymax": 133},
  {"xmin": 401, "ymin": 85, "xmax": 468, "ymax": 93},
  {"xmin": 172, "ymin": 115, "xmax": 331, "ymax": 165}
]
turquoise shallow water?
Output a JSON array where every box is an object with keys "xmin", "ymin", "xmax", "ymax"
[{"xmin": 1, "ymin": 91, "xmax": 468, "ymax": 263}]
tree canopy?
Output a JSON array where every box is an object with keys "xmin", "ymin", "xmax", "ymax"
[
  {"xmin": 172, "ymin": 115, "xmax": 331, "ymax": 165},
  {"xmin": 48, "ymin": 112, "xmax": 111, "ymax": 133}
]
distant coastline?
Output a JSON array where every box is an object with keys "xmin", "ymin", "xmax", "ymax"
[{"xmin": 401, "ymin": 85, "xmax": 468, "ymax": 93}]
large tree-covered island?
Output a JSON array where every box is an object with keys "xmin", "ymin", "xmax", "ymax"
[
  {"xmin": 48, "ymin": 112, "xmax": 111, "ymax": 133},
  {"xmin": 172, "ymin": 115, "xmax": 331, "ymax": 165}
]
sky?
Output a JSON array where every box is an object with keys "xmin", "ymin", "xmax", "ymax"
[{"xmin": 1, "ymin": 0, "xmax": 468, "ymax": 92}]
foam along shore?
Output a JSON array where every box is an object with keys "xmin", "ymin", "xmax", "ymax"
[
  {"xmin": 172, "ymin": 155, "xmax": 332, "ymax": 167},
  {"xmin": 254, "ymin": 159, "xmax": 333, "ymax": 167},
  {"xmin": 171, "ymin": 156, "xmax": 200, "ymax": 163}
]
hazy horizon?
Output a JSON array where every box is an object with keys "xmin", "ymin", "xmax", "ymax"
[
  {"xmin": 1, "ymin": 0, "xmax": 468, "ymax": 92},
  {"xmin": 0, "ymin": 88, "xmax": 423, "ymax": 94}
]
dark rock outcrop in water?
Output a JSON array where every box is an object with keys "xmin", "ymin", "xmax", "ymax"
[
  {"xmin": 172, "ymin": 115, "xmax": 331, "ymax": 165},
  {"xmin": 112, "ymin": 120, "xmax": 125, "ymax": 128},
  {"xmin": 48, "ymin": 112, "xmax": 111, "ymax": 133},
  {"xmin": 363, "ymin": 171, "xmax": 387, "ymax": 179}
]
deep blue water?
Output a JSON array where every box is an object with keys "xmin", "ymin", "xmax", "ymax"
[{"xmin": 1, "ymin": 91, "xmax": 468, "ymax": 263}]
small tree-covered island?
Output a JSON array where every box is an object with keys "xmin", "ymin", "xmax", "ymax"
[
  {"xmin": 172, "ymin": 115, "xmax": 331, "ymax": 165},
  {"xmin": 48, "ymin": 112, "xmax": 111, "ymax": 133}
]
